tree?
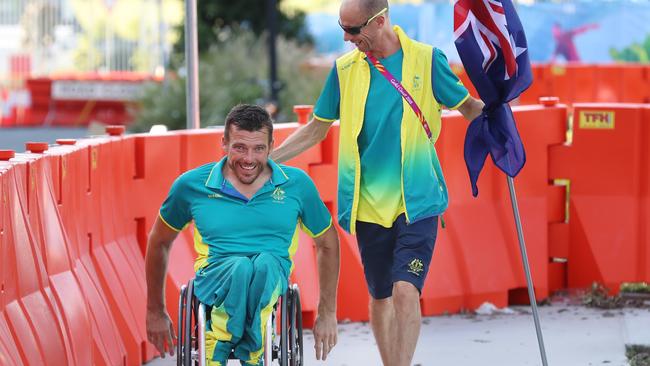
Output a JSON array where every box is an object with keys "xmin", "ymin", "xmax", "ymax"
[
  {"xmin": 609, "ymin": 35, "xmax": 650, "ymax": 63},
  {"xmin": 130, "ymin": 30, "xmax": 327, "ymax": 132},
  {"xmin": 173, "ymin": 0, "xmax": 312, "ymax": 54}
]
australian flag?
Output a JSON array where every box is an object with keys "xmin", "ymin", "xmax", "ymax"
[{"xmin": 453, "ymin": 0, "xmax": 532, "ymax": 196}]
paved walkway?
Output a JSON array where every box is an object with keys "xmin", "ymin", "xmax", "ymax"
[{"xmin": 146, "ymin": 303, "xmax": 649, "ymax": 366}]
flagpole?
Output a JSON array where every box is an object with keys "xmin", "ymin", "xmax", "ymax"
[{"xmin": 507, "ymin": 176, "xmax": 549, "ymax": 366}]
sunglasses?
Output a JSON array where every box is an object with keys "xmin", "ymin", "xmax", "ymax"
[{"xmin": 338, "ymin": 7, "xmax": 387, "ymax": 35}]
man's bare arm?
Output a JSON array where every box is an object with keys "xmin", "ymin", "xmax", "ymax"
[
  {"xmin": 145, "ymin": 216, "xmax": 179, "ymax": 357},
  {"xmin": 270, "ymin": 118, "xmax": 333, "ymax": 164},
  {"xmin": 311, "ymin": 225, "xmax": 340, "ymax": 361},
  {"xmin": 457, "ymin": 96, "xmax": 485, "ymax": 122}
]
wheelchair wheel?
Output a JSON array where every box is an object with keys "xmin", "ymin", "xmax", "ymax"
[
  {"xmin": 288, "ymin": 285, "xmax": 303, "ymax": 366},
  {"xmin": 177, "ymin": 284, "xmax": 187, "ymax": 366},
  {"xmin": 263, "ymin": 306, "xmax": 274, "ymax": 366},
  {"xmin": 183, "ymin": 280, "xmax": 195, "ymax": 366},
  {"xmin": 197, "ymin": 303, "xmax": 206, "ymax": 366},
  {"xmin": 181, "ymin": 280, "xmax": 208, "ymax": 366},
  {"xmin": 280, "ymin": 289, "xmax": 289, "ymax": 366}
]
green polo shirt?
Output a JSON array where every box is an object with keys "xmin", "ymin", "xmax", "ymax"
[{"xmin": 159, "ymin": 157, "xmax": 332, "ymax": 273}]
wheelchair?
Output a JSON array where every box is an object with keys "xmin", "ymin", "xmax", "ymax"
[{"xmin": 177, "ymin": 279, "xmax": 304, "ymax": 366}]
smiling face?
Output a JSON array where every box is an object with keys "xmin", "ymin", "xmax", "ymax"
[
  {"xmin": 222, "ymin": 126, "xmax": 272, "ymax": 185},
  {"xmin": 339, "ymin": 0, "xmax": 387, "ymax": 53}
]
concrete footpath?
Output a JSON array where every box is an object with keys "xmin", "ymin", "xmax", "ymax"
[{"xmin": 146, "ymin": 303, "xmax": 650, "ymax": 366}]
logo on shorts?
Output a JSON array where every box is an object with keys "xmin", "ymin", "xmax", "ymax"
[
  {"xmin": 271, "ymin": 187, "xmax": 286, "ymax": 202},
  {"xmin": 408, "ymin": 258, "xmax": 424, "ymax": 276}
]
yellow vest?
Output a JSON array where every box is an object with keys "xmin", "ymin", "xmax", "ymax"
[{"xmin": 335, "ymin": 26, "xmax": 448, "ymax": 234}]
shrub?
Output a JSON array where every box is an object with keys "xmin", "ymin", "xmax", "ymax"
[{"xmin": 130, "ymin": 29, "xmax": 329, "ymax": 132}]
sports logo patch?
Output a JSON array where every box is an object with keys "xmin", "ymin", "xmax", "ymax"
[{"xmin": 408, "ymin": 258, "xmax": 424, "ymax": 276}]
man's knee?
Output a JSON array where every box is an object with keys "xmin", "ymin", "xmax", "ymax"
[
  {"xmin": 392, "ymin": 281, "xmax": 419, "ymax": 308},
  {"xmin": 370, "ymin": 296, "xmax": 392, "ymax": 310}
]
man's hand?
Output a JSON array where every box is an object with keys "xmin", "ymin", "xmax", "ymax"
[
  {"xmin": 146, "ymin": 308, "xmax": 176, "ymax": 357},
  {"xmin": 145, "ymin": 216, "xmax": 178, "ymax": 357},
  {"xmin": 312, "ymin": 225, "xmax": 340, "ymax": 361},
  {"xmin": 313, "ymin": 311, "xmax": 338, "ymax": 361},
  {"xmin": 270, "ymin": 117, "xmax": 332, "ymax": 163}
]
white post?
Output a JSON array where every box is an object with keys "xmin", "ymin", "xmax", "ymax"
[{"xmin": 184, "ymin": 0, "xmax": 200, "ymax": 129}]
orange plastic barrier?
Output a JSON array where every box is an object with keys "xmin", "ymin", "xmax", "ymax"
[
  {"xmin": 274, "ymin": 124, "xmax": 336, "ymax": 326},
  {"xmin": 282, "ymin": 123, "xmax": 370, "ymax": 323},
  {"xmin": 3, "ymin": 99, "xmax": 650, "ymax": 365},
  {"xmin": 23, "ymin": 148, "xmax": 93, "ymax": 366},
  {"xmin": 82, "ymin": 137, "xmax": 152, "ymax": 365},
  {"xmin": 417, "ymin": 103, "xmax": 566, "ymax": 315},
  {"xmin": 0, "ymin": 158, "xmax": 70, "ymax": 365},
  {"xmin": 549, "ymin": 103, "xmax": 650, "ymax": 291},
  {"xmin": 20, "ymin": 77, "xmax": 140, "ymax": 127},
  {"xmin": 458, "ymin": 64, "xmax": 650, "ymax": 107},
  {"xmin": 518, "ymin": 65, "xmax": 551, "ymax": 105},
  {"xmin": 178, "ymin": 129, "xmax": 223, "ymax": 172},
  {"xmin": 621, "ymin": 66, "xmax": 650, "ymax": 103},
  {"xmin": 131, "ymin": 132, "xmax": 195, "ymax": 341},
  {"xmin": 48, "ymin": 141, "xmax": 128, "ymax": 365},
  {"xmin": 0, "ymin": 322, "xmax": 21, "ymax": 366},
  {"xmin": 0, "ymin": 162, "xmax": 24, "ymax": 366}
]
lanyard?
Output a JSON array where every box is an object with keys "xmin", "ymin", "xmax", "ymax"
[{"xmin": 365, "ymin": 52, "xmax": 433, "ymax": 141}]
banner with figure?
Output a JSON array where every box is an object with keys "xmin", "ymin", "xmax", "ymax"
[{"xmin": 308, "ymin": 0, "xmax": 650, "ymax": 64}]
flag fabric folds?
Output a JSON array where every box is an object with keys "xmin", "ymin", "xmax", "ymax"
[{"xmin": 453, "ymin": 0, "xmax": 532, "ymax": 196}]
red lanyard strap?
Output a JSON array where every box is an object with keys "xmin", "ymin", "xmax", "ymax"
[{"xmin": 365, "ymin": 52, "xmax": 433, "ymax": 141}]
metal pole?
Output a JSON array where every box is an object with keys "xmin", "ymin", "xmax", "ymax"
[
  {"xmin": 184, "ymin": 0, "xmax": 200, "ymax": 129},
  {"xmin": 266, "ymin": 0, "xmax": 279, "ymax": 104},
  {"xmin": 507, "ymin": 176, "xmax": 549, "ymax": 366}
]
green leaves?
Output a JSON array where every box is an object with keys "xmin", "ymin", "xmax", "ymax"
[{"xmin": 130, "ymin": 30, "xmax": 328, "ymax": 132}]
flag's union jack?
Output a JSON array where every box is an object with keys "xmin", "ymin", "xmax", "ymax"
[
  {"xmin": 453, "ymin": 0, "xmax": 532, "ymax": 196},
  {"xmin": 454, "ymin": 0, "xmax": 523, "ymax": 80}
]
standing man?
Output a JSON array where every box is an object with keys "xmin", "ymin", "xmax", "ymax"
[
  {"xmin": 146, "ymin": 104, "xmax": 340, "ymax": 365},
  {"xmin": 270, "ymin": 1, "xmax": 484, "ymax": 365}
]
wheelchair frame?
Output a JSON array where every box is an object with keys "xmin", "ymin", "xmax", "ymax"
[{"xmin": 177, "ymin": 279, "xmax": 303, "ymax": 366}]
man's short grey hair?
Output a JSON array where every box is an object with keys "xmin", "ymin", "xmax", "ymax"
[{"xmin": 361, "ymin": 0, "xmax": 389, "ymax": 18}]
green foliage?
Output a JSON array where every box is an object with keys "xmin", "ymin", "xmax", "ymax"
[
  {"xmin": 581, "ymin": 282, "xmax": 650, "ymax": 309},
  {"xmin": 621, "ymin": 282, "xmax": 650, "ymax": 294},
  {"xmin": 609, "ymin": 35, "xmax": 650, "ymax": 62},
  {"xmin": 130, "ymin": 30, "xmax": 328, "ymax": 132},
  {"xmin": 627, "ymin": 345, "xmax": 650, "ymax": 366},
  {"xmin": 173, "ymin": 0, "xmax": 312, "ymax": 54},
  {"xmin": 582, "ymin": 282, "xmax": 623, "ymax": 309}
]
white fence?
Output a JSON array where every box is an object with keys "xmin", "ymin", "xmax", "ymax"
[{"xmin": 0, "ymin": 0, "xmax": 181, "ymax": 87}]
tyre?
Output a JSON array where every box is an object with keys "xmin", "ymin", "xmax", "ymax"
[
  {"xmin": 177, "ymin": 284, "xmax": 187, "ymax": 366},
  {"xmin": 280, "ymin": 289, "xmax": 289, "ymax": 366},
  {"xmin": 183, "ymin": 280, "xmax": 195, "ymax": 366},
  {"xmin": 288, "ymin": 285, "xmax": 303, "ymax": 366}
]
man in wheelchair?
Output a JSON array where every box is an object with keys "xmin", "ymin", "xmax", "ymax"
[{"xmin": 145, "ymin": 104, "xmax": 340, "ymax": 365}]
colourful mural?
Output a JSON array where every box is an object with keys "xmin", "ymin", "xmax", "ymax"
[{"xmin": 306, "ymin": 0, "xmax": 650, "ymax": 63}]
